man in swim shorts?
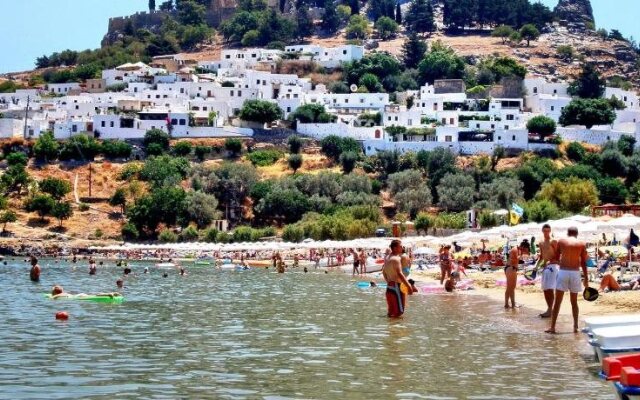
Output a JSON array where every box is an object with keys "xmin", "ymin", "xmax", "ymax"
[
  {"xmin": 30, "ymin": 256, "xmax": 41, "ymax": 282},
  {"xmin": 546, "ymin": 227, "xmax": 589, "ymax": 334},
  {"xmin": 382, "ymin": 240, "xmax": 414, "ymax": 318},
  {"xmin": 538, "ymin": 224, "xmax": 559, "ymax": 318}
]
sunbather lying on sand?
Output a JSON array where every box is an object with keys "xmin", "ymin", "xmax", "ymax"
[{"xmin": 598, "ymin": 274, "xmax": 640, "ymax": 292}]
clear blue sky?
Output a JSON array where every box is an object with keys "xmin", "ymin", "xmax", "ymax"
[{"xmin": 0, "ymin": 0, "xmax": 638, "ymax": 73}]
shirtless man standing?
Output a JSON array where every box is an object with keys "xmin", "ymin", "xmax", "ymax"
[
  {"xmin": 29, "ymin": 256, "xmax": 41, "ymax": 282},
  {"xmin": 538, "ymin": 224, "xmax": 559, "ymax": 318},
  {"xmin": 546, "ymin": 227, "xmax": 589, "ymax": 334},
  {"xmin": 382, "ymin": 240, "xmax": 414, "ymax": 318}
]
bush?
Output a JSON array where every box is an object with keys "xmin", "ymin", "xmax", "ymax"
[
  {"xmin": 146, "ymin": 143, "xmax": 165, "ymax": 156},
  {"xmin": 33, "ymin": 131, "xmax": 59, "ymax": 163},
  {"xmin": 180, "ymin": 225, "xmax": 199, "ymax": 242},
  {"xmin": 78, "ymin": 202, "xmax": 90, "ymax": 211},
  {"xmin": 339, "ymin": 151, "xmax": 358, "ymax": 174},
  {"xmin": 565, "ymin": 142, "xmax": 586, "ymax": 162},
  {"xmin": 121, "ymin": 222, "xmax": 139, "ymax": 240},
  {"xmin": 600, "ymin": 149, "xmax": 628, "ymax": 177},
  {"xmin": 526, "ymin": 115, "xmax": 556, "ymax": 137},
  {"xmin": 203, "ymin": 228, "xmax": 219, "ymax": 243},
  {"xmin": 246, "ymin": 149, "xmax": 283, "ymax": 166},
  {"xmin": 596, "ymin": 178, "xmax": 628, "ymax": 204},
  {"xmin": 288, "ymin": 135, "xmax": 303, "ymax": 154},
  {"xmin": 158, "ymin": 229, "xmax": 178, "ymax": 243},
  {"xmin": 538, "ymin": 177, "xmax": 599, "ymax": 213},
  {"xmin": 282, "ymin": 224, "xmax": 305, "ymax": 242},
  {"xmin": 101, "ymin": 140, "xmax": 133, "ymax": 159},
  {"xmin": 172, "ymin": 141, "xmax": 193, "ymax": 156},
  {"xmin": 194, "ymin": 145, "xmax": 211, "ymax": 161},
  {"xmin": 118, "ymin": 162, "xmax": 143, "ymax": 181},
  {"xmin": 288, "ymin": 154, "xmax": 303, "ymax": 173},
  {"xmin": 525, "ymin": 199, "xmax": 561, "ymax": 222},
  {"xmin": 375, "ymin": 16, "xmax": 399, "ymax": 40},
  {"xmin": 478, "ymin": 211, "xmax": 500, "ymax": 228},
  {"xmin": 143, "ymin": 128, "xmax": 170, "ymax": 151},
  {"xmin": 225, "ymin": 138, "xmax": 243, "ymax": 157}
]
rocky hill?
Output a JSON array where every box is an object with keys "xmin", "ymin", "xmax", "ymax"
[{"xmin": 554, "ymin": 0, "xmax": 595, "ymax": 29}]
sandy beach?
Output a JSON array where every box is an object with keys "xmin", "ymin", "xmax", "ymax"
[{"xmin": 410, "ymin": 269, "xmax": 640, "ymax": 317}]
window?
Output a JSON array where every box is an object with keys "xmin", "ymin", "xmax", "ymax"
[
  {"xmin": 75, "ymin": 105, "xmax": 79, "ymax": 110},
  {"xmin": 171, "ymin": 118, "xmax": 178, "ymax": 125},
  {"xmin": 286, "ymin": 107, "xmax": 291, "ymax": 112},
  {"xmin": 506, "ymin": 114, "xmax": 514, "ymax": 121},
  {"xmin": 193, "ymin": 106, "xmax": 200, "ymax": 111},
  {"xmin": 110, "ymin": 121, "xmax": 114, "ymax": 128},
  {"xmin": 360, "ymin": 98, "xmax": 364, "ymax": 104},
  {"xmin": 343, "ymin": 50, "xmax": 347, "ymax": 55},
  {"xmin": 477, "ymin": 124, "xmax": 481, "ymax": 128},
  {"xmin": 203, "ymin": 107, "xmax": 208, "ymax": 111},
  {"xmin": 388, "ymin": 116, "xmax": 391, "ymax": 121},
  {"xmin": 498, "ymin": 136, "xmax": 501, "ymax": 140},
  {"xmin": 238, "ymin": 90, "xmax": 242, "ymax": 97},
  {"xmin": 442, "ymin": 118, "xmax": 446, "ymax": 125},
  {"xmin": 230, "ymin": 90, "xmax": 234, "ymax": 97},
  {"xmin": 375, "ymin": 129, "xmax": 381, "ymax": 139},
  {"xmin": 512, "ymin": 135, "xmax": 516, "ymax": 141},
  {"xmin": 432, "ymin": 104, "xmax": 436, "ymax": 111},
  {"xmin": 445, "ymin": 136, "xmax": 452, "ymax": 142},
  {"xmin": 179, "ymin": 119, "xmax": 186, "ymax": 126},
  {"xmin": 533, "ymin": 87, "xmax": 538, "ymax": 94},
  {"xmin": 450, "ymin": 118, "xmax": 454, "ymax": 125},
  {"xmin": 504, "ymin": 125, "xmax": 509, "ymax": 130},
  {"xmin": 101, "ymin": 121, "xmax": 105, "ymax": 127},
  {"xmin": 72, "ymin": 125, "xmax": 77, "ymax": 133},
  {"xmin": 553, "ymin": 89, "xmax": 557, "ymax": 94},
  {"xmin": 408, "ymin": 119, "xmax": 412, "ymax": 126},
  {"xmin": 491, "ymin": 124, "xmax": 495, "ymax": 129}
]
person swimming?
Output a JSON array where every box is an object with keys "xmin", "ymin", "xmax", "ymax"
[
  {"xmin": 29, "ymin": 256, "xmax": 41, "ymax": 282},
  {"xmin": 50, "ymin": 285, "xmax": 120, "ymax": 299}
]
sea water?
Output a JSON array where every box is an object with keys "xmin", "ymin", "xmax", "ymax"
[{"xmin": 0, "ymin": 259, "xmax": 612, "ymax": 399}]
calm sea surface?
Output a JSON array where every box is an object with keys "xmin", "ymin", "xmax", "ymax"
[{"xmin": 0, "ymin": 259, "xmax": 613, "ymax": 399}]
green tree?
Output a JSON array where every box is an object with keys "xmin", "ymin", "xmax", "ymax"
[
  {"xmin": 358, "ymin": 73, "xmax": 382, "ymax": 92},
  {"xmin": 143, "ymin": 128, "xmax": 170, "ymax": 152},
  {"xmin": 288, "ymin": 154, "xmax": 303, "ymax": 173},
  {"xmin": 172, "ymin": 141, "xmax": 193, "ymax": 156},
  {"xmin": 417, "ymin": 41, "xmax": 466, "ymax": 85},
  {"xmin": 559, "ymin": 98, "xmax": 616, "ymax": 129},
  {"xmin": 33, "ymin": 131, "xmax": 59, "ymax": 163},
  {"xmin": 492, "ymin": 25, "xmax": 515, "ymax": 44},
  {"xmin": 524, "ymin": 199, "xmax": 561, "ymax": 223},
  {"xmin": 339, "ymin": 151, "xmax": 358, "ymax": 174},
  {"xmin": 538, "ymin": 177, "xmax": 599, "ymax": 213},
  {"xmin": 321, "ymin": 0, "xmax": 340, "ymax": 33},
  {"xmin": 565, "ymin": 142, "xmax": 586, "ymax": 162},
  {"xmin": 618, "ymin": 135, "xmax": 637, "ymax": 157},
  {"xmin": 149, "ymin": 0, "xmax": 156, "ymax": 11},
  {"xmin": 337, "ymin": 4, "xmax": 352, "ymax": 20},
  {"xmin": 238, "ymin": 99, "xmax": 283, "ymax": 124},
  {"xmin": 0, "ymin": 210, "xmax": 17, "ymax": 233},
  {"xmin": 596, "ymin": 178, "xmax": 628, "ymax": 204},
  {"xmin": 39, "ymin": 177, "xmax": 71, "ymax": 200},
  {"xmin": 569, "ymin": 63, "xmax": 605, "ymax": 99},
  {"xmin": 26, "ymin": 194, "xmax": 55, "ymax": 221},
  {"xmin": 556, "ymin": 45, "xmax": 575, "ymax": 61},
  {"xmin": 51, "ymin": 201, "xmax": 73, "ymax": 228},
  {"xmin": 526, "ymin": 115, "xmax": 556, "ymax": 138},
  {"xmin": 194, "ymin": 145, "xmax": 211, "ymax": 161},
  {"xmin": 109, "ymin": 188, "xmax": 128, "ymax": 214},
  {"xmin": 184, "ymin": 191, "xmax": 220, "ymax": 228},
  {"xmin": 600, "ymin": 149, "xmax": 628, "ymax": 177},
  {"xmin": 101, "ymin": 140, "xmax": 133, "ymax": 159},
  {"xmin": 402, "ymin": 33, "xmax": 427, "ymax": 69},
  {"xmin": 296, "ymin": 5, "xmax": 314, "ymax": 40},
  {"xmin": 320, "ymin": 135, "xmax": 360, "ymax": 162},
  {"xmin": 404, "ymin": 0, "xmax": 434, "ymax": 34},
  {"xmin": 288, "ymin": 135, "xmax": 303, "ymax": 154},
  {"xmin": 290, "ymin": 103, "xmax": 335, "ymax": 124},
  {"xmin": 177, "ymin": 0, "xmax": 207, "ymax": 25},
  {"xmin": 224, "ymin": 138, "xmax": 243, "ymax": 158},
  {"xmin": 395, "ymin": 187, "xmax": 432, "ymax": 219},
  {"xmin": 477, "ymin": 176, "xmax": 524, "ymax": 209},
  {"xmin": 437, "ymin": 173, "xmax": 476, "ymax": 212},
  {"xmin": 414, "ymin": 212, "xmax": 432, "ymax": 234},
  {"xmin": 282, "ymin": 224, "xmax": 305, "ymax": 242},
  {"xmin": 375, "ymin": 16, "xmax": 399, "ymax": 40},
  {"xmin": 519, "ymin": 24, "xmax": 540, "ymax": 46},
  {"xmin": 346, "ymin": 15, "xmax": 371, "ymax": 39},
  {"xmin": 256, "ymin": 187, "xmax": 310, "ymax": 224},
  {"xmin": 140, "ymin": 156, "xmax": 190, "ymax": 187},
  {"xmin": 388, "ymin": 169, "xmax": 424, "ymax": 195}
]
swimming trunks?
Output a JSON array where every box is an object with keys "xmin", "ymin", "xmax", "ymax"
[
  {"xmin": 386, "ymin": 281, "xmax": 406, "ymax": 318},
  {"xmin": 556, "ymin": 269, "xmax": 582, "ymax": 293},
  {"xmin": 541, "ymin": 264, "xmax": 558, "ymax": 291}
]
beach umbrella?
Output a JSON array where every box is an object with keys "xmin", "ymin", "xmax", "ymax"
[
  {"xmin": 609, "ymin": 214, "xmax": 640, "ymax": 228},
  {"xmin": 414, "ymin": 247, "xmax": 436, "ymax": 255}
]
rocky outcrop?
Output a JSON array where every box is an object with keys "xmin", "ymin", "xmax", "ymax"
[{"xmin": 554, "ymin": 0, "xmax": 595, "ymax": 30}]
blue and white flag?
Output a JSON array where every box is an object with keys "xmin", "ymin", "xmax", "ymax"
[{"xmin": 512, "ymin": 203, "xmax": 524, "ymax": 217}]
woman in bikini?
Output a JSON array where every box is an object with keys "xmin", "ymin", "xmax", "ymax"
[
  {"xmin": 504, "ymin": 245, "xmax": 521, "ymax": 308},
  {"xmin": 439, "ymin": 245, "xmax": 452, "ymax": 285}
]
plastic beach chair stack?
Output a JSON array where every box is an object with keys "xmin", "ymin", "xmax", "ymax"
[{"xmin": 586, "ymin": 315, "xmax": 640, "ymax": 399}]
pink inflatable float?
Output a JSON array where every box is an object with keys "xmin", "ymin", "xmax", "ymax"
[
  {"xmin": 417, "ymin": 279, "xmax": 474, "ymax": 294},
  {"xmin": 495, "ymin": 276, "xmax": 540, "ymax": 287}
]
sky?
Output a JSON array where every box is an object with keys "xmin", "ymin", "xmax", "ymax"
[{"xmin": 0, "ymin": 0, "xmax": 638, "ymax": 74}]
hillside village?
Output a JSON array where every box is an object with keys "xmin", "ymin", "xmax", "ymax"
[{"xmin": 0, "ymin": 41, "xmax": 638, "ymax": 155}]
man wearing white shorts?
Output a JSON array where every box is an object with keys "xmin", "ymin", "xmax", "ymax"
[
  {"xmin": 546, "ymin": 227, "xmax": 589, "ymax": 334},
  {"xmin": 538, "ymin": 224, "xmax": 558, "ymax": 318}
]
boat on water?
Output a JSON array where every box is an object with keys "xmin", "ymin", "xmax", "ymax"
[
  {"xmin": 584, "ymin": 315, "xmax": 640, "ymax": 336},
  {"xmin": 589, "ymin": 325, "xmax": 640, "ymax": 361}
]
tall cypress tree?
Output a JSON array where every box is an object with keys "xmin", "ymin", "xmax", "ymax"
[
  {"xmin": 405, "ymin": 0, "xmax": 434, "ymax": 34},
  {"xmin": 402, "ymin": 32, "xmax": 427, "ymax": 69},
  {"xmin": 349, "ymin": 0, "xmax": 360, "ymax": 15},
  {"xmin": 149, "ymin": 0, "xmax": 156, "ymax": 12},
  {"xmin": 321, "ymin": 0, "xmax": 340, "ymax": 33},
  {"xmin": 395, "ymin": 3, "xmax": 402, "ymax": 24}
]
